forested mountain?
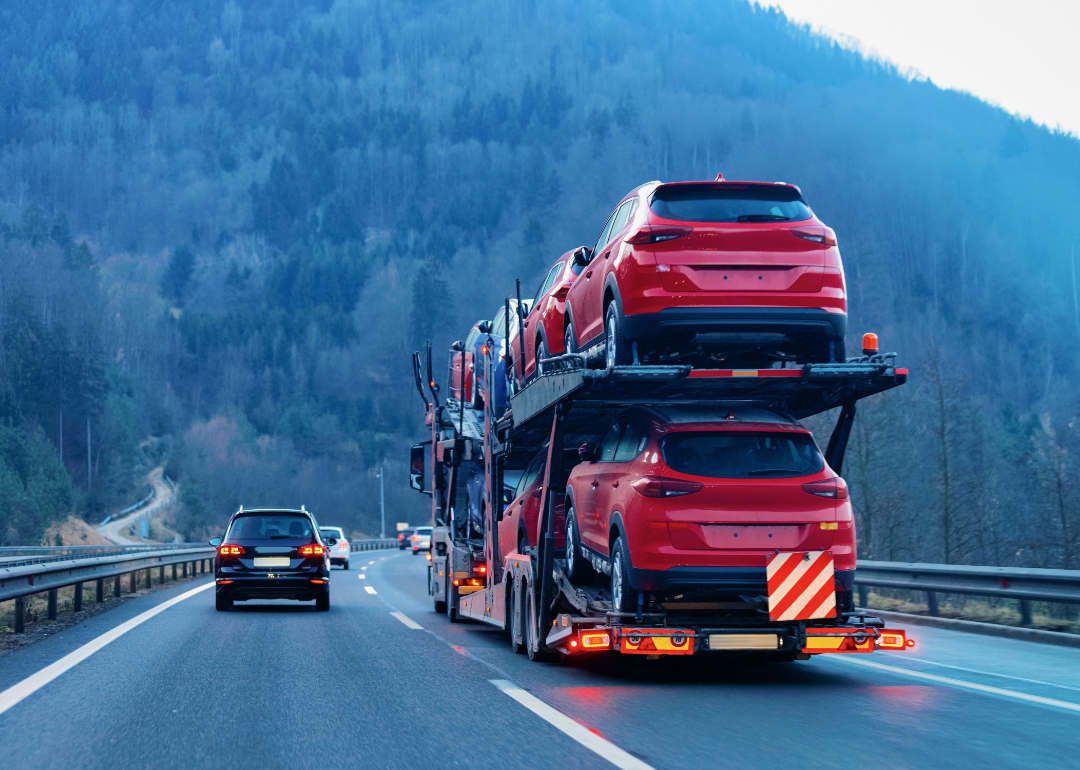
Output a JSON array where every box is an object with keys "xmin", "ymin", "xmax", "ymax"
[{"xmin": 1, "ymin": 0, "xmax": 1078, "ymax": 564}]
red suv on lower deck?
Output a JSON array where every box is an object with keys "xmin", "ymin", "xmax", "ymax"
[
  {"xmin": 563, "ymin": 179, "xmax": 848, "ymax": 369},
  {"xmin": 562, "ymin": 406, "xmax": 855, "ymax": 614}
]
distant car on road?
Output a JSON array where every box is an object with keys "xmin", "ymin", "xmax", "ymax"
[
  {"xmin": 411, "ymin": 526, "xmax": 433, "ymax": 554},
  {"xmin": 398, "ymin": 527, "xmax": 415, "ymax": 550},
  {"xmin": 319, "ymin": 526, "xmax": 350, "ymax": 569},
  {"xmin": 212, "ymin": 507, "xmax": 331, "ymax": 611}
]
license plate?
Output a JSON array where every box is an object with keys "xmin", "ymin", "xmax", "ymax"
[
  {"xmin": 253, "ymin": 557, "xmax": 291, "ymax": 567},
  {"xmin": 708, "ymin": 634, "xmax": 779, "ymax": 650}
]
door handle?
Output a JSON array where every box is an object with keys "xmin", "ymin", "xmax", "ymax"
[
  {"xmin": 591, "ymin": 481, "xmax": 599, "ymax": 488},
  {"xmin": 612, "ymin": 481, "xmax": 619, "ymax": 488},
  {"xmin": 523, "ymin": 320, "xmax": 528, "ymax": 328},
  {"xmin": 585, "ymin": 271, "xmax": 593, "ymax": 278}
]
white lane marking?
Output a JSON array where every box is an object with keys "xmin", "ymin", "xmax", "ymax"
[
  {"xmin": 490, "ymin": 679, "xmax": 656, "ymax": 770},
  {"xmin": 390, "ymin": 611, "xmax": 423, "ymax": 629},
  {"xmin": 358, "ymin": 574, "xmax": 366, "ymax": 579},
  {"xmin": 902, "ymin": 656, "xmax": 1080, "ymax": 694},
  {"xmin": 360, "ymin": 566, "xmax": 367, "ymax": 570},
  {"xmin": 368, "ymin": 561, "xmax": 375, "ymax": 565},
  {"xmin": 0, "ymin": 581, "xmax": 214, "ymax": 717},
  {"xmin": 364, "ymin": 586, "xmax": 377, "ymax": 594},
  {"xmin": 835, "ymin": 657, "xmax": 1080, "ymax": 714}
]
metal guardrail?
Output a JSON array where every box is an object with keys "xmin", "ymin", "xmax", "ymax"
[
  {"xmin": 349, "ymin": 538, "xmax": 400, "ymax": 552},
  {"xmin": 856, "ymin": 560, "xmax": 1080, "ymax": 626},
  {"xmin": 0, "ymin": 543, "xmax": 204, "ymax": 569},
  {"xmin": 1, "ymin": 546, "xmax": 216, "ymax": 633}
]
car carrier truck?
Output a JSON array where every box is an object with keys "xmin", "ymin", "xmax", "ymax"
[{"xmin": 408, "ymin": 333, "xmax": 914, "ymax": 662}]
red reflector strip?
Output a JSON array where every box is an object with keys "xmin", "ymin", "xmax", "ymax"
[{"xmin": 687, "ymin": 369, "xmax": 803, "ymax": 378}]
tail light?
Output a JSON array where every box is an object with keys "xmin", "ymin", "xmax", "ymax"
[
  {"xmin": 552, "ymin": 283, "xmax": 572, "ymax": 300},
  {"xmin": 299, "ymin": 544, "xmax": 325, "ymax": 556},
  {"xmin": 426, "ymin": 552, "xmax": 432, "ymax": 561},
  {"xmin": 877, "ymin": 630, "xmax": 914, "ymax": 650},
  {"xmin": 631, "ymin": 476, "xmax": 704, "ymax": 498},
  {"xmin": 802, "ymin": 477, "xmax": 849, "ymax": 499},
  {"xmin": 219, "ymin": 545, "xmax": 244, "ymax": 556},
  {"xmin": 481, "ymin": 344, "xmax": 489, "ymax": 355},
  {"xmin": 476, "ymin": 565, "xmax": 487, "ymax": 574},
  {"xmin": 625, "ymin": 225, "xmax": 692, "ymax": 245},
  {"xmin": 398, "ymin": 533, "xmax": 404, "ymax": 540},
  {"xmin": 791, "ymin": 225, "xmax": 838, "ymax": 247},
  {"xmin": 579, "ymin": 631, "xmax": 612, "ymax": 650},
  {"xmin": 339, "ymin": 540, "xmax": 349, "ymax": 549},
  {"xmin": 412, "ymin": 535, "xmax": 419, "ymax": 542}
]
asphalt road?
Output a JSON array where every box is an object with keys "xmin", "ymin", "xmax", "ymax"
[{"xmin": 1, "ymin": 550, "xmax": 1077, "ymax": 769}]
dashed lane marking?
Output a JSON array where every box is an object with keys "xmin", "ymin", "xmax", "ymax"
[
  {"xmin": 0, "ymin": 581, "xmax": 215, "ymax": 717},
  {"xmin": 490, "ymin": 680, "xmax": 656, "ymax": 770},
  {"xmin": 358, "ymin": 574, "xmax": 365, "ymax": 579},
  {"xmin": 835, "ymin": 657, "xmax": 1080, "ymax": 714},
  {"xmin": 368, "ymin": 561, "xmax": 375, "ymax": 565},
  {"xmin": 390, "ymin": 611, "xmax": 423, "ymax": 629},
  {"xmin": 364, "ymin": 586, "xmax": 377, "ymax": 594}
]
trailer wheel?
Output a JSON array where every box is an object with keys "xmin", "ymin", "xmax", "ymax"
[
  {"xmin": 565, "ymin": 507, "xmax": 595, "ymax": 584},
  {"xmin": 604, "ymin": 303, "xmax": 631, "ymax": 369},
  {"xmin": 509, "ymin": 578, "xmax": 525, "ymax": 654},
  {"xmin": 525, "ymin": 584, "xmax": 555, "ymax": 662},
  {"xmin": 610, "ymin": 536, "xmax": 635, "ymax": 614},
  {"xmin": 446, "ymin": 584, "xmax": 459, "ymax": 623}
]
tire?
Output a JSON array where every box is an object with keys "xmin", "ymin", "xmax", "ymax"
[
  {"xmin": 446, "ymin": 583, "xmax": 459, "ymax": 623},
  {"xmin": 536, "ymin": 337, "xmax": 549, "ymax": 377},
  {"xmin": 525, "ymin": 585, "xmax": 555, "ymax": 662},
  {"xmin": 509, "ymin": 580, "xmax": 525, "ymax": 654},
  {"xmin": 344, "ymin": 559, "xmax": 350, "ymax": 571},
  {"xmin": 564, "ymin": 504, "xmax": 595, "ymax": 584},
  {"xmin": 610, "ymin": 536, "xmax": 635, "ymax": 614},
  {"xmin": 215, "ymin": 593, "xmax": 231, "ymax": 612},
  {"xmin": 316, "ymin": 593, "xmax": 330, "ymax": 612},
  {"xmin": 564, "ymin": 322, "xmax": 576, "ymax": 354},
  {"xmin": 604, "ymin": 303, "xmax": 631, "ymax": 369}
]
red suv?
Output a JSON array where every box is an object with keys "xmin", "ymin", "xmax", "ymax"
[
  {"xmin": 498, "ymin": 447, "xmax": 576, "ymax": 560},
  {"xmin": 563, "ymin": 179, "xmax": 848, "ymax": 369},
  {"xmin": 563, "ymin": 407, "xmax": 855, "ymax": 614},
  {"xmin": 508, "ymin": 249, "xmax": 583, "ymax": 384}
]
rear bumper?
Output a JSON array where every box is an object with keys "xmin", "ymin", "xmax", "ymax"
[
  {"xmin": 330, "ymin": 554, "xmax": 350, "ymax": 564},
  {"xmin": 627, "ymin": 562, "xmax": 856, "ymax": 598},
  {"xmin": 622, "ymin": 306, "xmax": 847, "ymax": 342},
  {"xmin": 216, "ymin": 575, "xmax": 329, "ymax": 601}
]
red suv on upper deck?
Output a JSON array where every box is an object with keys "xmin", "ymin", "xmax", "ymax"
[
  {"xmin": 563, "ymin": 178, "xmax": 848, "ymax": 369},
  {"xmin": 562, "ymin": 406, "xmax": 855, "ymax": 615}
]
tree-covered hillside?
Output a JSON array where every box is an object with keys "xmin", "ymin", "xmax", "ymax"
[{"xmin": 1, "ymin": 0, "xmax": 1077, "ymax": 562}]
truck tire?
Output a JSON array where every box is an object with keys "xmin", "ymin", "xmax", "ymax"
[
  {"xmin": 564, "ymin": 506, "xmax": 595, "ymax": 584},
  {"xmin": 446, "ymin": 584, "xmax": 459, "ymax": 623},
  {"xmin": 525, "ymin": 585, "xmax": 554, "ymax": 662},
  {"xmin": 509, "ymin": 579, "xmax": 525, "ymax": 654},
  {"xmin": 610, "ymin": 536, "xmax": 635, "ymax": 614},
  {"xmin": 434, "ymin": 570, "xmax": 447, "ymax": 614},
  {"xmin": 605, "ymin": 303, "xmax": 631, "ymax": 369}
]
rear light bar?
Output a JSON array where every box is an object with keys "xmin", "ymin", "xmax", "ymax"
[
  {"xmin": 625, "ymin": 225, "xmax": 692, "ymax": 245},
  {"xmin": 877, "ymin": 629, "xmax": 915, "ymax": 650},
  {"xmin": 802, "ymin": 477, "xmax": 849, "ymax": 500},
  {"xmin": 790, "ymin": 225, "xmax": 837, "ymax": 247},
  {"xmin": 219, "ymin": 545, "xmax": 244, "ymax": 556},
  {"xmin": 631, "ymin": 476, "xmax": 703, "ymax": 498},
  {"xmin": 453, "ymin": 578, "xmax": 485, "ymax": 587},
  {"xmin": 579, "ymin": 631, "xmax": 611, "ymax": 649},
  {"xmin": 299, "ymin": 544, "xmax": 325, "ymax": 556}
]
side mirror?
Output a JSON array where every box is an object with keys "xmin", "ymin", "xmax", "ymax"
[
  {"xmin": 572, "ymin": 246, "xmax": 592, "ymax": 267},
  {"xmin": 410, "ymin": 444, "xmax": 426, "ymax": 492},
  {"xmin": 501, "ymin": 487, "xmax": 515, "ymax": 506},
  {"xmin": 324, "ymin": 537, "xmax": 337, "ymax": 546},
  {"xmin": 578, "ymin": 443, "xmax": 593, "ymax": 462},
  {"xmin": 531, "ymin": 486, "xmax": 543, "ymax": 499},
  {"xmin": 209, "ymin": 537, "xmax": 221, "ymax": 547},
  {"xmin": 451, "ymin": 340, "xmax": 464, "ymax": 352}
]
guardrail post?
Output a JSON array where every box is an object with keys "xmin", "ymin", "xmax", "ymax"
[
  {"xmin": 1020, "ymin": 599, "xmax": 1033, "ymax": 626},
  {"xmin": 857, "ymin": 584, "xmax": 868, "ymax": 608},
  {"xmin": 130, "ymin": 571, "xmax": 137, "ymax": 593},
  {"xmin": 114, "ymin": 574, "xmax": 121, "ymax": 598},
  {"xmin": 146, "ymin": 567, "xmax": 153, "ymax": 589},
  {"xmin": 97, "ymin": 578, "xmax": 104, "ymax": 602},
  {"xmin": 159, "ymin": 566, "xmax": 165, "ymax": 584},
  {"xmin": 927, "ymin": 591, "xmax": 939, "ymax": 617},
  {"xmin": 14, "ymin": 596, "xmax": 26, "ymax": 632},
  {"xmin": 74, "ymin": 582, "xmax": 83, "ymax": 612},
  {"xmin": 48, "ymin": 589, "xmax": 58, "ymax": 620},
  {"xmin": 172, "ymin": 564, "xmax": 177, "ymax": 581}
]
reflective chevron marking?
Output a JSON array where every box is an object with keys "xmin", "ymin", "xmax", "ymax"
[{"xmin": 767, "ymin": 550, "xmax": 836, "ymax": 621}]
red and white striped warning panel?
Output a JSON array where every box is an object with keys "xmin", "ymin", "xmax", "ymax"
[{"xmin": 766, "ymin": 551, "xmax": 836, "ymax": 621}]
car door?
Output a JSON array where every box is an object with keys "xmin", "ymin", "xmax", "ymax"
[
  {"xmin": 500, "ymin": 454, "xmax": 543, "ymax": 556},
  {"xmin": 578, "ymin": 419, "xmax": 625, "ymax": 554},
  {"xmin": 603, "ymin": 418, "xmax": 649, "ymax": 540},
  {"xmin": 569, "ymin": 207, "xmax": 619, "ymax": 347}
]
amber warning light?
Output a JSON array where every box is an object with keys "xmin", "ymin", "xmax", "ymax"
[{"xmin": 862, "ymin": 332, "xmax": 879, "ymax": 356}]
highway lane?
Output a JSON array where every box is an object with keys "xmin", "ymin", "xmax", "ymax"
[{"xmin": 1, "ymin": 550, "xmax": 1077, "ymax": 769}]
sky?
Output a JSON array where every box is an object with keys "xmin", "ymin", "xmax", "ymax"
[{"xmin": 764, "ymin": 0, "xmax": 1080, "ymax": 137}]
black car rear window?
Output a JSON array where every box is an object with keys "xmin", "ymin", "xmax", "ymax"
[
  {"xmin": 660, "ymin": 432, "xmax": 823, "ymax": 479},
  {"xmin": 229, "ymin": 514, "xmax": 314, "ymax": 540},
  {"xmin": 650, "ymin": 185, "xmax": 812, "ymax": 223}
]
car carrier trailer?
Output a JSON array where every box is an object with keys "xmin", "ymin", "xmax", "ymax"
[{"xmin": 408, "ymin": 335, "xmax": 915, "ymax": 661}]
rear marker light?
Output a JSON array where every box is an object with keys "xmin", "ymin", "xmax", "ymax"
[
  {"xmin": 310, "ymin": 579, "xmax": 327, "ymax": 584},
  {"xmin": 820, "ymin": 522, "xmax": 839, "ymax": 530},
  {"xmin": 626, "ymin": 225, "xmax": 693, "ymax": 245},
  {"xmin": 299, "ymin": 544, "xmax": 325, "ymax": 556},
  {"xmin": 426, "ymin": 552, "xmax": 432, "ymax": 561},
  {"xmin": 579, "ymin": 631, "xmax": 612, "ymax": 649},
  {"xmin": 216, "ymin": 579, "xmax": 233, "ymax": 584},
  {"xmin": 877, "ymin": 630, "xmax": 912, "ymax": 650},
  {"xmin": 802, "ymin": 477, "xmax": 849, "ymax": 500},
  {"xmin": 631, "ymin": 476, "xmax": 703, "ymax": 498},
  {"xmin": 219, "ymin": 545, "xmax": 244, "ymax": 556},
  {"xmin": 477, "ymin": 565, "xmax": 486, "ymax": 574}
]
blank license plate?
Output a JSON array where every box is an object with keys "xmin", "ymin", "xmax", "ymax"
[{"xmin": 253, "ymin": 557, "xmax": 291, "ymax": 567}]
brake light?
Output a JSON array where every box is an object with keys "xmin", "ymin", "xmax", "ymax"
[
  {"xmin": 412, "ymin": 535, "xmax": 419, "ymax": 542},
  {"xmin": 477, "ymin": 565, "xmax": 486, "ymax": 574},
  {"xmin": 481, "ymin": 344, "xmax": 489, "ymax": 355},
  {"xmin": 625, "ymin": 225, "xmax": 692, "ymax": 245},
  {"xmin": 802, "ymin": 477, "xmax": 849, "ymax": 499},
  {"xmin": 426, "ymin": 552, "xmax": 432, "ymax": 561},
  {"xmin": 877, "ymin": 630, "xmax": 911, "ymax": 650},
  {"xmin": 631, "ymin": 476, "xmax": 704, "ymax": 498},
  {"xmin": 552, "ymin": 283, "xmax": 572, "ymax": 300},
  {"xmin": 310, "ymin": 579, "xmax": 327, "ymax": 584},
  {"xmin": 299, "ymin": 544, "xmax": 325, "ymax": 556},
  {"xmin": 398, "ymin": 533, "xmax": 404, "ymax": 540},
  {"xmin": 791, "ymin": 225, "xmax": 838, "ymax": 247},
  {"xmin": 340, "ymin": 541, "xmax": 348, "ymax": 548},
  {"xmin": 579, "ymin": 631, "xmax": 612, "ymax": 649},
  {"xmin": 219, "ymin": 545, "xmax": 244, "ymax": 556}
]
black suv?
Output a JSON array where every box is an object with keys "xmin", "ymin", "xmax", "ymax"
[{"xmin": 212, "ymin": 508, "xmax": 333, "ymax": 611}]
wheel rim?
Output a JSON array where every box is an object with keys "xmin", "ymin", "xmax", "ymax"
[
  {"xmin": 606, "ymin": 314, "xmax": 617, "ymax": 369},
  {"xmin": 538, "ymin": 340, "xmax": 547, "ymax": 375},
  {"xmin": 565, "ymin": 326, "xmax": 574, "ymax": 354},
  {"xmin": 565, "ymin": 515, "xmax": 576, "ymax": 577},
  {"xmin": 611, "ymin": 548, "xmax": 623, "ymax": 610}
]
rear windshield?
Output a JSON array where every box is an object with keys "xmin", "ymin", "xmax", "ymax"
[
  {"xmin": 415, "ymin": 527, "xmax": 432, "ymax": 534},
  {"xmin": 660, "ymin": 432, "xmax": 823, "ymax": 479},
  {"xmin": 320, "ymin": 528, "xmax": 343, "ymax": 539},
  {"xmin": 650, "ymin": 185, "xmax": 812, "ymax": 223},
  {"xmin": 229, "ymin": 514, "xmax": 315, "ymax": 540}
]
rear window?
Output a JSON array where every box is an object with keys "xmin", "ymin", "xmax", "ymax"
[
  {"xmin": 229, "ymin": 514, "xmax": 315, "ymax": 540},
  {"xmin": 415, "ymin": 527, "xmax": 433, "ymax": 534},
  {"xmin": 660, "ymin": 432, "xmax": 823, "ymax": 479},
  {"xmin": 320, "ymin": 528, "xmax": 343, "ymax": 539},
  {"xmin": 650, "ymin": 185, "xmax": 812, "ymax": 223}
]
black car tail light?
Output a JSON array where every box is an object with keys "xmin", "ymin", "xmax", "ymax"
[
  {"xmin": 219, "ymin": 545, "xmax": 244, "ymax": 556},
  {"xmin": 299, "ymin": 544, "xmax": 325, "ymax": 556}
]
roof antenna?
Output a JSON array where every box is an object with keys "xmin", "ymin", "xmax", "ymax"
[{"xmin": 715, "ymin": 172, "xmax": 725, "ymax": 181}]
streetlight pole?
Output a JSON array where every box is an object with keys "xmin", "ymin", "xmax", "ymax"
[{"xmin": 379, "ymin": 463, "xmax": 386, "ymax": 539}]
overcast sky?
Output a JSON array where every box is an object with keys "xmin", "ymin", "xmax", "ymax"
[{"xmin": 764, "ymin": 0, "xmax": 1080, "ymax": 137}]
